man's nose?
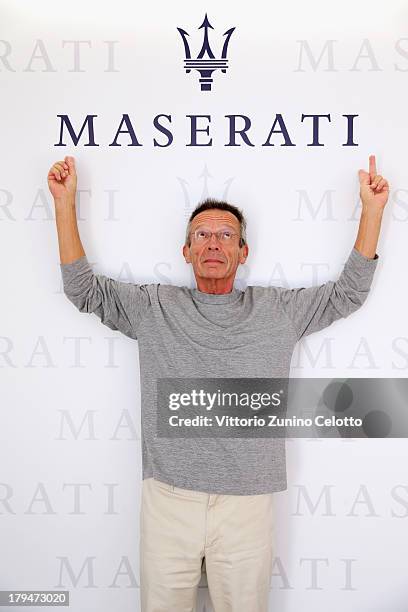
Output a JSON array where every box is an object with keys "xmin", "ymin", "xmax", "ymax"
[{"xmin": 207, "ymin": 233, "xmax": 221, "ymax": 248}]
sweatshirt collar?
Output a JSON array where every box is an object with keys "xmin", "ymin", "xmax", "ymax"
[{"xmin": 191, "ymin": 287, "xmax": 242, "ymax": 305}]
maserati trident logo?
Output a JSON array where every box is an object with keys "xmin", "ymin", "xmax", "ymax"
[{"xmin": 177, "ymin": 14, "xmax": 235, "ymax": 91}]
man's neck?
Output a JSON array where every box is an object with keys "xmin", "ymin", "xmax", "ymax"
[{"xmin": 195, "ymin": 276, "xmax": 235, "ymax": 294}]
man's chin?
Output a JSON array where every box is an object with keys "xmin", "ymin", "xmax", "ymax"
[{"xmin": 199, "ymin": 265, "xmax": 226, "ymax": 278}]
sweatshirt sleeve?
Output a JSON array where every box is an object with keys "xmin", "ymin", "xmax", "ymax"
[
  {"xmin": 277, "ymin": 247, "xmax": 379, "ymax": 341},
  {"xmin": 60, "ymin": 255, "xmax": 151, "ymax": 340}
]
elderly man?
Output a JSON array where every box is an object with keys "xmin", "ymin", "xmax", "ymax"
[{"xmin": 48, "ymin": 155, "xmax": 388, "ymax": 612}]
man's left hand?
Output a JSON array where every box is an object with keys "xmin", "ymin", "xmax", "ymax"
[{"xmin": 358, "ymin": 154, "xmax": 390, "ymax": 212}]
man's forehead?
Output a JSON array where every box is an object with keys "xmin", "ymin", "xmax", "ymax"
[{"xmin": 190, "ymin": 209, "xmax": 239, "ymax": 227}]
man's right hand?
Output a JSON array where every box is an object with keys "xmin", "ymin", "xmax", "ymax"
[{"xmin": 48, "ymin": 156, "xmax": 77, "ymax": 201}]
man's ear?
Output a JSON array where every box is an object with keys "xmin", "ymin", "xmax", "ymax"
[
  {"xmin": 182, "ymin": 244, "xmax": 191, "ymax": 263},
  {"xmin": 240, "ymin": 244, "xmax": 249, "ymax": 264}
]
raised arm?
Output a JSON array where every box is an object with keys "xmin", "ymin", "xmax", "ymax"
[
  {"xmin": 277, "ymin": 154, "xmax": 389, "ymax": 341},
  {"xmin": 48, "ymin": 155, "xmax": 85, "ymax": 265},
  {"xmin": 354, "ymin": 153, "xmax": 389, "ymax": 259},
  {"xmin": 48, "ymin": 156, "xmax": 151, "ymax": 339}
]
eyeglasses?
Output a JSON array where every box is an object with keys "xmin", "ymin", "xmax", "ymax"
[{"xmin": 190, "ymin": 229, "xmax": 239, "ymax": 243}]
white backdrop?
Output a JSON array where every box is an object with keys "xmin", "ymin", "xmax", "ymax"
[{"xmin": 1, "ymin": 0, "xmax": 408, "ymax": 610}]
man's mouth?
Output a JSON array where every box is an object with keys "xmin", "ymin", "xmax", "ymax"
[{"xmin": 203, "ymin": 259, "xmax": 224, "ymax": 263}]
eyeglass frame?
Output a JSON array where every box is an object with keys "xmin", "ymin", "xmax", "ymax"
[{"xmin": 188, "ymin": 228, "xmax": 242, "ymax": 244}]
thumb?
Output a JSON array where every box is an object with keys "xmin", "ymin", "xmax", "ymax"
[
  {"xmin": 65, "ymin": 156, "xmax": 76, "ymax": 172},
  {"xmin": 358, "ymin": 169, "xmax": 370, "ymax": 186}
]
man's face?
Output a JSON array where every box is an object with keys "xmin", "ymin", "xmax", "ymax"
[{"xmin": 182, "ymin": 209, "xmax": 249, "ymax": 286}]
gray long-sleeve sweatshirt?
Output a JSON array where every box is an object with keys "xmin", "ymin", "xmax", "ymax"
[{"xmin": 60, "ymin": 246, "xmax": 379, "ymax": 495}]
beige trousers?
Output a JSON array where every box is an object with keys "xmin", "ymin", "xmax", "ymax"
[{"xmin": 139, "ymin": 477, "xmax": 275, "ymax": 612}]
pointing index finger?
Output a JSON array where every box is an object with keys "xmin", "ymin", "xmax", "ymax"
[{"xmin": 369, "ymin": 154, "xmax": 377, "ymax": 181}]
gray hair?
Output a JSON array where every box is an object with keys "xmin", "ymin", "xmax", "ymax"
[{"xmin": 185, "ymin": 197, "xmax": 247, "ymax": 248}]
